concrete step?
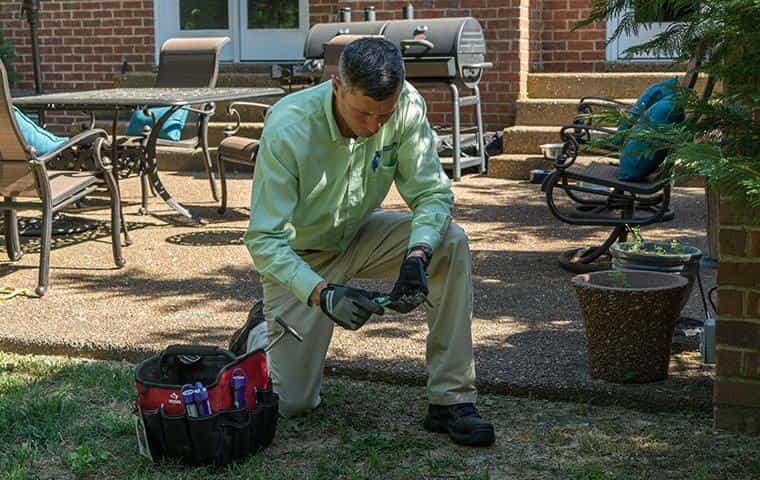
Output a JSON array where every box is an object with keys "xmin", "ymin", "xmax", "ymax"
[
  {"xmin": 515, "ymin": 98, "xmax": 634, "ymax": 126},
  {"xmin": 527, "ymin": 72, "xmax": 699, "ymax": 99},
  {"xmin": 488, "ymin": 154, "xmax": 599, "ymax": 180},
  {"xmin": 502, "ymin": 126, "xmax": 560, "ymax": 154}
]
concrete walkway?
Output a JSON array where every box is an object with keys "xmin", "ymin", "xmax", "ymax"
[{"xmin": 0, "ymin": 172, "xmax": 715, "ymax": 412}]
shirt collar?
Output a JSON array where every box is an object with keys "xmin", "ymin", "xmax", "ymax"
[{"xmin": 323, "ymin": 81, "xmax": 342, "ymax": 142}]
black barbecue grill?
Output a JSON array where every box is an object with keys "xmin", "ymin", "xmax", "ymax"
[{"xmin": 302, "ymin": 12, "xmax": 492, "ymax": 181}]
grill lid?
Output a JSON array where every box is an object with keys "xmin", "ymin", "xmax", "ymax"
[{"xmin": 303, "ymin": 21, "xmax": 389, "ymax": 59}]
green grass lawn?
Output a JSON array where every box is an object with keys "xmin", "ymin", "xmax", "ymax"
[{"xmin": 1, "ymin": 352, "xmax": 758, "ymax": 480}]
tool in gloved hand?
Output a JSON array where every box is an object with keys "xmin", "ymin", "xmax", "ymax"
[
  {"xmin": 320, "ymin": 283, "xmax": 385, "ymax": 330},
  {"xmin": 386, "ymin": 255, "xmax": 432, "ymax": 313}
]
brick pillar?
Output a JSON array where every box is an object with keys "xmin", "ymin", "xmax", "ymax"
[{"xmin": 714, "ymin": 200, "xmax": 760, "ymax": 435}]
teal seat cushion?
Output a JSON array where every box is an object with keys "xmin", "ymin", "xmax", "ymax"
[
  {"xmin": 12, "ymin": 107, "xmax": 68, "ymax": 156},
  {"xmin": 618, "ymin": 77, "xmax": 678, "ymax": 132},
  {"xmin": 618, "ymin": 96, "xmax": 685, "ymax": 182},
  {"xmin": 126, "ymin": 107, "xmax": 189, "ymax": 141}
]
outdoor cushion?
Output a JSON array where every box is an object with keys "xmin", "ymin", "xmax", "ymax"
[
  {"xmin": 618, "ymin": 77, "xmax": 678, "ymax": 132},
  {"xmin": 618, "ymin": 96, "xmax": 685, "ymax": 182},
  {"xmin": 126, "ymin": 106, "xmax": 189, "ymax": 141},
  {"xmin": 12, "ymin": 107, "xmax": 68, "ymax": 156}
]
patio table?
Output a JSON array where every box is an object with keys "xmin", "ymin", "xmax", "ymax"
[{"xmin": 13, "ymin": 87, "xmax": 283, "ymax": 223}]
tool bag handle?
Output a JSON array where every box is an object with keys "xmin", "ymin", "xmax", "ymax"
[{"xmin": 159, "ymin": 344, "xmax": 236, "ymax": 370}]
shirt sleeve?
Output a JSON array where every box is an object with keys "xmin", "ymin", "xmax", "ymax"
[
  {"xmin": 243, "ymin": 129, "xmax": 324, "ymax": 305},
  {"xmin": 394, "ymin": 89, "xmax": 454, "ymax": 251}
]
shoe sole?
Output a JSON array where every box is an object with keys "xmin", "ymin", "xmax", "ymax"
[{"xmin": 423, "ymin": 417, "xmax": 495, "ymax": 447}]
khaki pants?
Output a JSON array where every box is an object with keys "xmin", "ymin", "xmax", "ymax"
[{"xmin": 250, "ymin": 210, "xmax": 476, "ymax": 417}]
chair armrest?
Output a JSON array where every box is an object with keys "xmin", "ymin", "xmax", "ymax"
[
  {"xmin": 223, "ymin": 102, "xmax": 271, "ymax": 137},
  {"xmin": 578, "ymin": 96, "xmax": 631, "ymax": 109},
  {"xmin": 34, "ymin": 128, "xmax": 109, "ymax": 165}
]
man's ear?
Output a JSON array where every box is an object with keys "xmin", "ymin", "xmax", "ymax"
[{"xmin": 331, "ymin": 75, "xmax": 342, "ymax": 97}]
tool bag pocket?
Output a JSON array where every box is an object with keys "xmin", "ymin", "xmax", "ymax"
[{"xmin": 138, "ymin": 390, "xmax": 278, "ymax": 466}]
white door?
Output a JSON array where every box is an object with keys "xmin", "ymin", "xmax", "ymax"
[
  {"xmin": 606, "ymin": 3, "xmax": 691, "ymax": 61},
  {"xmin": 155, "ymin": 0, "xmax": 309, "ymax": 63},
  {"xmin": 240, "ymin": 0, "xmax": 309, "ymax": 61}
]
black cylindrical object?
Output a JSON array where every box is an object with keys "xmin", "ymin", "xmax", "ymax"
[
  {"xmin": 402, "ymin": 3, "xmax": 414, "ymax": 19},
  {"xmin": 364, "ymin": 6, "xmax": 376, "ymax": 21},
  {"xmin": 303, "ymin": 21, "xmax": 389, "ymax": 59},
  {"xmin": 339, "ymin": 7, "xmax": 351, "ymax": 23}
]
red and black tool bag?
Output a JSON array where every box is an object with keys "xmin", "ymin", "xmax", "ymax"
[{"xmin": 134, "ymin": 344, "xmax": 277, "ymax": 466}]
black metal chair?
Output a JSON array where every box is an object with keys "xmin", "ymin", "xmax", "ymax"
[
  {"xmin": 543, "ymin": 73, "xmax": 716, "ymax": 273},
  {"xmin": 0, "ymin": 61, "xmax": 125, "ymax": 296},
  {"xmin": 215, "ymin": 101, "xmax": 270, "ymax": 214}
]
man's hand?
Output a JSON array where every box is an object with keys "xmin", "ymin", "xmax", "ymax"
[
  {"xmin": 319, "ymin": 284, "xmax": 385, "ymax": 330},
  {"xmin": 387, "ymin": 255, "xmax": 429, "ymax": 313}
]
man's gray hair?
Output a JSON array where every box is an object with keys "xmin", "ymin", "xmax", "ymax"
[{"xmin": 338, "ymin": 37, "xmax": 405, "ymax": 101}]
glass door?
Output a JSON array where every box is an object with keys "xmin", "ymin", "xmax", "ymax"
[
  {"xmin": 239, "ymin": 0, "xmax": 309, "ymax": 61},
  {"xmin": 606, "ymin": 2, "xmax": 693, "ymax": 61},
  {"xmin": 155, "ymin": 0, "xmax": 236, "ymax": 62}
]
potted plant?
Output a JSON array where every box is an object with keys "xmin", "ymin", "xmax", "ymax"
[
  {"xmin": 610, "ymin": 227, "xmax": 702, "ymax": 313},
  {"xmin": 572, "ymin": 270, "xmax": 689, "ymax": 383}
]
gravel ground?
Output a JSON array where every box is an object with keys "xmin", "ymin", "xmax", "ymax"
[{"xmin": 0, "ymin": 172, "xmax": 715, "ymax": 411}]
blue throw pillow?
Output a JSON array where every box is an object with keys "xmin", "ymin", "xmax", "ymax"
[
  {"xmin": 618, "ymin": 96, "xmax": 685, "ymax": 182},
  {"xmin": 12, "ymin": 107, "xmax": 68, "ymax": 156},
  {"xmin": 126, "ymin": 106, "xmax": 189, "ymax": 141},
  {"xmin": 618, "ymin": 77, "xmax": 678, "ymax": 132}
]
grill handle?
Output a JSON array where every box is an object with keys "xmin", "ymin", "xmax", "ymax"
[
  {"xmin": 400, "ymin": 38, "xmax": 434, "ymax": 55},
  {"xmin": 461, "ymin": 62, "xmax": 493, "ymax": 69}
]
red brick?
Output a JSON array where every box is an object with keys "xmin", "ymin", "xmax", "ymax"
[
  {"xmin": 716, "ymin": 320, "xmax": 760, "ymax": 349},
  {"xmin": 750, "ymin": 232, "xmax": 760, "ymax": 258},
  {"xmin": 714, "ymin": 378, "xmax": 760, "ymax": 408},
  {"xmin": 717, "ymin": 262, "xmax": 760, "ymax": 288},
  {"xmin": 719, "ymin": 228, "xmax": 748, "ymax": 257},
  {"xmin": 716, "ymin": 349, "xmax": 743, "ymax": 377},
  {"xmin": 744, "ymin": 352, "xmax": 760, "ymax": 380},
  {"xmin": 717, "ymin": 289, "xmax": 744, "ymax": 317},
  {"xmin": 748, "ymin": 292, "xmax": 760, "ymax": 318}
]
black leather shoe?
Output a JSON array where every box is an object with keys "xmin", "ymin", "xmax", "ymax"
[
  {"xmin": 229, "ymin": 300, "xmax": 265, "ymax": 355},
  {"xmin": 423, "ymin": 403, "xmax": 495, "ymax": 447}
]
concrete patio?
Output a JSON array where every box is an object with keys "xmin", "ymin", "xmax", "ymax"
[{"xmin": 0, "ymin": 171, "xmax": 715, "ymax": 412}]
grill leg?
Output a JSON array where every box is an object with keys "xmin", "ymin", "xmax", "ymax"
[
  {"xmin": 449, "ymin": 83, "xmax": 462, "ymax": 182},
  {"xmin": 473, "ymin": 85, "xmax": 486, "ymax": 174}
]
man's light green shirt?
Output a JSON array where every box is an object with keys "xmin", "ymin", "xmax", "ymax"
[{"xmin": 244, "ymin": 80, "xmax": 453, "ymax": 304}]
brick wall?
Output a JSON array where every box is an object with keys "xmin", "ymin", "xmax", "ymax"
[
  {"xmin": 538, "ymin": 0, "xmax": 606, "ymax": 72},
  {"xmin": 714, "ymin": 201, "xmax": 760, "ymax": 435},
  {"xmin": 0, "ymin": 0, "xmax": 155, "ymax": 91}
]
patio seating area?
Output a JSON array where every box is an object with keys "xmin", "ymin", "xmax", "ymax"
[{"xmin": 0, "ymin": 171, "xmax": 715, "ymax": 411}]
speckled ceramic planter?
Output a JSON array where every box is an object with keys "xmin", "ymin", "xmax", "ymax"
[{"xmin": 572, "ymin": 270, "xmax": 689, "ymax": 383}]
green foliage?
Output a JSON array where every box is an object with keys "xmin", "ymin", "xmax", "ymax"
[
  {"xmin": 577, "ymin": 1, "xmax": 760, "ymax": 207},
  {"xmin": 0, "ymin": 27, "xmax": 17, "ymax": 84}
]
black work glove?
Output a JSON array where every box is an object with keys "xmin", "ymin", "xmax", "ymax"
[
  {"xmin": 387, "ymin": 256, "xmax": 429, "ymax": 313},
  {"xmin": 320, "ymin": 284, "xmax": 385, "ymax": 331}
]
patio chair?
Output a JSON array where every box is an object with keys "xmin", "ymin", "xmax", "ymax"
[
  {"xmin": 114, "ymin": 37, "xmax": 230, "ymax": 208},
  {"xmin": 0, "ymin": 62, "xmax": 125, "ymax": 296},
  {"xmin": 543, "ymin": 74, "xmax": 716, "ymax": 273},
  {"xmin": 215, "ymin": 102, "xmax": 270, "ymax": 214}
]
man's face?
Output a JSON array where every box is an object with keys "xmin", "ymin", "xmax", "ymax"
[{"xmin": 332, "ymin": 76, "xmax": 401, "ymax": 138}]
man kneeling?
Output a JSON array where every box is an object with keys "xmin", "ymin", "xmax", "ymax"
[{"xmin": 241, "ymin": 38, "xmax": 495, "ymax": 447}]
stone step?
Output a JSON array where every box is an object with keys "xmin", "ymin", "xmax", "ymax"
[
  {"xmin": 527, "ymin": 72, "xmax": 700, "ymax": 99},
  {"xmin": 502, "ymin": 126, "xmax": 560, "ymax": 154},
  {"xmin": 515, "ymin": 98, "xmax": 634, "ymax": 126},
  {"xmin": 114, "ymin": 71, "xmax": 281, "ymax": 88}
]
